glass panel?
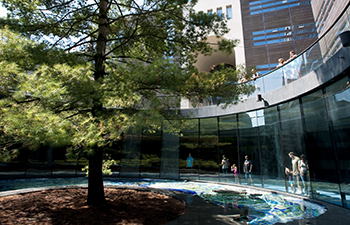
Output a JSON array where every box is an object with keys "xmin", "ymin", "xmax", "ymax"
[
  {"xmin": 260, "ymin": 68, "xmax": 285, "ymax": 94},
  {"xmin": 259, "ymin": 107, "xmax": 285, "ymax": 192},
  {"xmin": 282, "ymin": 56, "xmax": 303, "ymax": 85},
  {"xmin": 104, "ymin": 138, "xmax": 123, "ymax": 177},
  {"xmin": 325, "ymin": 76, "xmax": 350, "ymax": 208},
  {"xmin": 219, "ymin": 115, "xmax": 239, "ymax": 184},
  {"xmin": 26, "ymin": 147, "xmax": 55, "ymax": 178},
  {"xmin": 322, "ymin": 13, "xmax": 345, "ymax": 59},
  {"xmin": 52, "ymin": 147, "xmax": 79, "ymax": 177},
  {"xmin": 140, "ymin": 128, "xmax": 161, "ymax": 178},
  {"xmin": 199, "ymin": 117, "xmax": 219, "ymax": 182},
  {"xmin": 238, "ymin": 111, "xmax": 262, "ymax": 187},
  {"xmin": 0, "ymin": 149, "xmax": 27, "ymax": 179},
  {"xmin": 249, "ymin": 78, "xmax": 262, "ymax": 98},
  {"xmin": 179, "ymin": 119, "xmax": 199, "ymax": 180},
  {"xmin": 160, "ymin": 121, "xmax": 180, "ymax": 179},
  {"xmin": 300, "ymin": 42, "xmax": 323, "ymax": 77},
  {"xmin": 302, "ymin": 90, "xmax": 342, "ymax": 206},
  {"xmin": 120, "ymin": 128, "xmax": 142, "ymax": 177},
  {"xmin": 278, "ymin": 100, "xmax": 304, "ymax": 194}
]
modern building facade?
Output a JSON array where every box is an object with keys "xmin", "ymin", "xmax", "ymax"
[
  {"xmin": 193, "ymin": 0, "xmax": 246, "ymax": 67},
  {"xmin": 311, "ymin": 0, "xmax": 350, "ymax": 58},
  {"xmin": 194, "ymin": 0, "xmax": 319, "ymax": 74},
  {"xmin": 241, "ymin": 0, "xmax": 319, "ymax": 73},
  {"xmin": 311, "ymin": 0, "xmax": 350, "ymax": 36}
]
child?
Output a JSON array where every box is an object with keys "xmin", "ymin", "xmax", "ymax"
[
  {"xmin": 231, "ymin": 164, "xmax": 239, "ymax": 183},
  {"xmin": 285, "ymin": 167, "xmax": 296, "ymax": 194}
]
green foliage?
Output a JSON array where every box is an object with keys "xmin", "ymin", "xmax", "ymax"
[
  {"xmin": 82, "ymin": 155, "xmax": 118, "ymax": 176},
  {"xmin": 0, "ymin": 26, "xmax": 85, "ymax": 70},
  {"xmin": 0, "ymin": 27, "xmax": 90, "ymax": 160},
  {"xmin": 199, "ymin": 159, "xmax": 220, "ymax": 169},
  {"xmin": 184, "ymin": 64, "xmax": 255, "ymax": 108},
  {"xmin": 140, "ymin": 154, "xmax": 160, "ymax": 167}
]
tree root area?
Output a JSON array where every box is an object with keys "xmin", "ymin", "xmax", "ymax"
[{"xmin": 0, "ymin": 188, "xmax": 186, "ymax": 225}]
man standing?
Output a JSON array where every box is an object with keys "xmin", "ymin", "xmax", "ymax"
[
  {"xmin": 243, "ymin": 155, "xmax": 253, "ymax": 185},
  {"xmin": 288, "ymin": 152, "xmax": 302, "ymax": 194}
]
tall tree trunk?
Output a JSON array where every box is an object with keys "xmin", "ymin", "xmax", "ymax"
[
  {"xmin": 95, "ymin": 0, "xmax": 108, "ymax": 81},
  {"xmin": 87, "ymin": 0, "xmax": 108, "ymax": 206},
  {"xmin": 87, "ymin": 147, "xmax": 105, "ymax": 205}
]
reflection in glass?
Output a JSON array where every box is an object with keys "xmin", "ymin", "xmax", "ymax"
[
  {"xmin": 160, "ymin": 121, "xmax": 180, "ymax": 179},
  {"xmin": 52, "ymin": 147, "xmax": 81, "ymax": 177},
  {"xmin": 259, "ymin": 107, "xmax": 284, "ymax": 192},
  {"xmin": 120, "ymin": 128, "xmax": 142, "ymax": 177},
  {"xmin": 325, "ymin": 76, "xmax": 350, "ymax": 208},
  {"xmin": 278, "ymin": 100, "xmax": 304, "ymax": 194},
  {"xmin": 26, "ymin": 147, "xmax": 57, "ymax": 178},
  {"xmin": 300, "ymin": 42, "xmax": 322, "ymax": 76},
  {"xmin": 238, "ymin": 111, "xmax": 261, "ymax": 187},
  {"xmin": 302, "ymin": 90, "xmax": 341, "ymax": 206},
  {"xmin": 199, "ymin": 118, "xmax": 219, "ymax": 182},
  {"xmin": 179, "ymin": 119, "xmax": 199, "ymax": 180},
  {"xmin": 261, "ymin": 69, "xmax": 285, "ymax": 93},
  {"xmin": 219, "ymin": 115, "xmax": 239, "ymax": 184},
  {"xmin": 140, "ymin": 128, "xmax": 161, "ymax": 177}
]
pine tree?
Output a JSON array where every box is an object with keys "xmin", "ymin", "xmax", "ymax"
[{"xmin": 0, "ymin": 0, "xmax": 254, "ymax": 205}]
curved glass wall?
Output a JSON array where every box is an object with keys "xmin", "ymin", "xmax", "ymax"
[
  {"xmin": 177, "ymin": 74, "xmax": 350, "ymax": 209},
  {"xmin": 4, "ymin": 75, "xmax": 350, "ymax": 209}
]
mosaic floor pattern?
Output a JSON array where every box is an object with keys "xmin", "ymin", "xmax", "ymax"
[{"xmin": 0, "ymin": 177, "xmax": 326, "ymax": 225}]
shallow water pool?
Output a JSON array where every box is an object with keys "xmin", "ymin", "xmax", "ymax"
[{"xmin": 0, "ymin": 177, "xmax": 326, "ymax": 225}]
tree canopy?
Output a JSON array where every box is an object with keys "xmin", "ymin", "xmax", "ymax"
[{"xmin": 0, "ymin": 0, "xmax": 254, "ymax": 205}]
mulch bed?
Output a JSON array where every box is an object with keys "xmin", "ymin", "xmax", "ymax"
[{"xmin": 0, "ymin": 188, "xmax": 186, "ymax": 225}]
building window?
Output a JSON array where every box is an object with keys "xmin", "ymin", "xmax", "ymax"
[
  {"xmin": 226, "ymin": 5, "xmax": 232, "ymax": 19},
  {"xmin": 217, "ymin": 7, "xmax": 223, "ymax": 20},
  {"xmin": 249, "ymin": 0, "xmax": 303, "ymax": 15},
  {"xmin": 207, "ymin": 9, "xmax": 213, "ymax": 15},
  {"xmin": 252, "ymin": 22, "xmax": 316, "ymax": 46}
]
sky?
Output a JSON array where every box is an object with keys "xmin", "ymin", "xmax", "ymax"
[{"xmin": 0, "ymin": 6, "xmax": 7, "ymax": 17}]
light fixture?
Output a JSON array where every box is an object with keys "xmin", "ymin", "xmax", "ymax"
[
  {"xmin": 257, "ymin": 94, "xmax": 269, "ymax": 107},
  {"xmin": 257, "ymin": 94, "xmax": 263, "ymax": 102}
]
